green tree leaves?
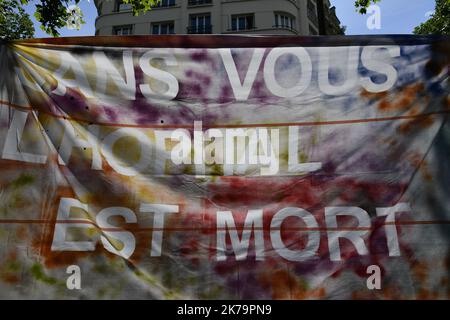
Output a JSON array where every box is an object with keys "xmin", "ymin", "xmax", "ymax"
[
  {"xmin": 0, "ymin": 0, "xmax": 34, "ymax": 39},
  {"xmin": 414, "ymin": 0, "xmax": 450, "ymax": 35},
  {"xmin": 355, "ymin": 0, "xmax": 449, "ymax": 35},
  {"xmin": 354, "ymin": 0, "xmax": 381, "ymax": 14},
  {"xmin": 122, "ymin": 0, "xmax": 161, "ymax": 16}
]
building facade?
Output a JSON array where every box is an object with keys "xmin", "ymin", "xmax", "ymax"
[
  {"xmin": 94, "ymin": 0, "xmax": 343, "ymax": 36},
  {"xmin": 317, "ymin": 0, "xmax": 344, "ymax": 35}
]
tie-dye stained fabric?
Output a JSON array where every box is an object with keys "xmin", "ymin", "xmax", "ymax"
[{"xmin": 0, "ymin": 35, "xmax": 449, "ymax": 299}]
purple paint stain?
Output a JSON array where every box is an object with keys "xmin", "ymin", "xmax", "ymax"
[
  {"xmin": 369, "ymin": 217, "xmax": 391, "ymax": 255},
  {"xmin": 50, "ymin": 87, "xmax": 91, "ymax": 118},
  {"xmin": 320, "ymin": 161, "xmax": 338, "ymax": 175},
  {"xmin": 228, "ymin": 271, "xmax": 271, "ymax": 299},
  {"xmin": 294, "ymin": 259, "xmax": 336, "ymax": 276},
  {"xmin": 190, "ymin": 49, "xmax": 209, "ymax": 63},
  {"xmin": 185, "ymin": 69, "xmax": 211, "ymax": 86},
  {"xmin": 104, "ymin": 107, "xmax": 119, "ymax": 122},
  {"xmin": 202, "ymin": 109, "xmax": 231, "ymax": 126},
  {"xmin": 129, "ymin": 66, "xmax": 166, "ymax": 124},
  {"xmin": 190, "ymin": 83, "xmax": 203, "ymax": 96},
  {"xmin": 176, "ymin": 105, "xmax": 196, "ymax": 121},
  {"xmin": 219, "ymin": 85, "xmax": 233, "ymax": 104},
  {"xmin": 180, "ymin": 69, "xmax": 212, "ymax": 104},
  {"xmin": 214, "ymin": 258, "xmax": 271, "ymax": 299}
]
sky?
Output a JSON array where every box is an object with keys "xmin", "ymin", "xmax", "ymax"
[
  {"xmin": 330, "ymin": 0, "xmax": 436, "ymax": 35},
  {"xmin": 24, "ymin": 0, "xmax": 437, "ymax": 38}
]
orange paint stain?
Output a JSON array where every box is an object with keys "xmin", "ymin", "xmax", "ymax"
[
  {"xmin": 258, "ymin": 269, "xmax": 327, "ymax": 300},
  {"xmin": 0, "ymin": 251, "xmax": 21, "ymax": 284},
  {"xmin": 16, "ymin": 225, "xmax": 28, "ymax": 241},
  {"xmin": 412, "ymin": 261, "xmax": 428, "ymax": 283},
  {"xmin": 378, "ymin": 99, "xmax": 392, "ymax": 112},
  {"xmin": 1, "ymin": 273, "xmax": 20, "ymax": 284},
  {"xmin": 398, "ymin": 114, "xmax": 434, "ymax": 134},
  {"xmin": 417, "ymin": 288, "xmax": 439, "ymax": 300},
  {"xmin": 377, "ymin": 83, "xmax": 426, "ymax": 114},
  {"xmin": 351, "ymin": 291, "xmax": 376, "ymax": 300},
  {"xmin": 407, "ymin": 154, "xmax": 433, "ymax": 182},
  {"xmin": 360, "ymin": 89, "xmax": 388, "ymax": 100}
]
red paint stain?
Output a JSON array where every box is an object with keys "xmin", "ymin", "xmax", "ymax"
[{"xmin": 0, "ymin": 251, "xmax": 20, "ymax": 284}]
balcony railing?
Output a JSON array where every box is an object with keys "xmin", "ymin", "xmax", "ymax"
[
  {"xmin": 152, "ymin": 0, "xmax": 177, "ymax": 8},
  {"xmin": 227, "ymin": 27, "xmax": 257, "ymax": 32},
  {"xmin": 188, "ymin": 0, "xmax": 212, "ymax": 6},
  {"xmin": 187, "ymin": 25, "xmax": 213, "ymax": 34},
  {"xmin": 272, "ymin": 24, "xmax": 297, "ymax": 33}
]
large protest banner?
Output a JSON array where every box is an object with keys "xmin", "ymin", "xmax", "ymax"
[{"xmin": 0, "ymin": 35, "xmax": 449, "ymax": 299}]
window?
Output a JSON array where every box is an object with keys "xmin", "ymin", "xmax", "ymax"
[
  {"xmin": 113, "ymin": 25, "xmax": 133, "ymax": 35},
  {"xmin": 153, "ymin": 0, "xmax": 176, "ymax": 7},
  {"xmin": 308, "ymin": 0, "xmax": 318, "ymax": 26},
  {"xmin": 188, "ymin": 0, "xmax": 212, "ymax": 6},
  {"xmin": 116, "ymin": 0, "xmax": 132, "ymax": 12},
  {"xmin": 152, "ymin": 22, "xmax": 175, "ymax": 34},
  {"xmin": 274, "ymin": 13, "xmax": 295, "ymax": 30},
  {"xmin": 231, "ymin": 14, "xmax": 254, "ymax": 31},
  {"xmin": 188, "ymin": 14, "xmax": 212, "ymax": 34}
]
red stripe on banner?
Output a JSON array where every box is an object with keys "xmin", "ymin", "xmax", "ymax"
[{"xmin": 1, "ymin": 100, "xmax": 449, "ymax": 129}]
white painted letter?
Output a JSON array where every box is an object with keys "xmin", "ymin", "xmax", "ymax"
[
  {"xmin": 264, "ymin": 48, "xmax": 312, "ymax": 98},
  {"xmin": 361, "ymin": 45, "xmax": 400, "ymax": 93},
  {"xmin": 325, "ymin": 207, "xmax": 371, "ymax": 261},
  {"xmin": 220, "ymin": 48, "xmax": 265, "ymax": 101},
  {"xmin": 139, "ymin": 51, "xmax": 179, "ymax": 100},
  {"xmin": 216, "ymin": 209, "xmax": 265, "ymax": 261},
  {"xmin": 270, "ymin": 207, "xmax": 320, "ymax": 261},
  {"xmin": 140, "ymin": 204, "xmax": 179, "ymax": 256},
  {"xmin": 376, "ymin": 202, "xmax": 410, "ymax": 257},
  {"xmin": 96, "ymin": 207, "xmax": 137, "ymax": 259},
  {"xmin": 94, "ymin": 50, "xmax": 136, "ymax": 100},
  {"xmin": 51, "ymin": 198, "xmax": 96, "ymax": 251}
]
